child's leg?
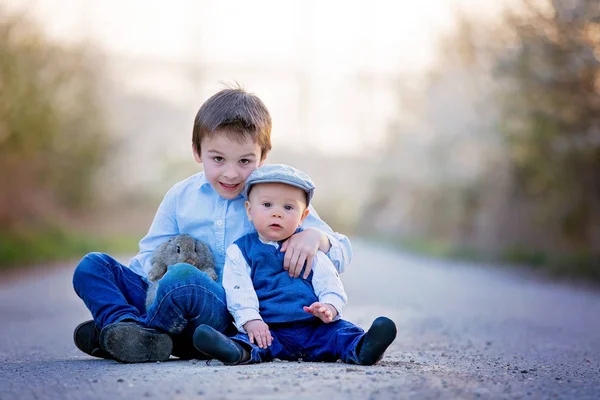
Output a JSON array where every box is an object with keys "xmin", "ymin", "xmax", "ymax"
[
  {"xmin": 301, "ymin": 320, "xmax": 366, "ymax": 363},
  {"xmin": 229, "ymin": 331, "xmax": 289, "ymax": 364},
  {"xmin": 72, "ymin": 252, "xmax": 148, "ymax": 328},
  {"xmin": 73, "ymin": 252, "xmax": 173, "ymax": 363},
  {"xmin": 144, "ymin": 263, "xmax": 233, "ymax": 337},
  {"xmin": 193, "ymin": 324, "xmax": 289, "ymax": 364},
  {"xmin": 306, "ymin": 317, "xmax": 397, "ymax": 365}
]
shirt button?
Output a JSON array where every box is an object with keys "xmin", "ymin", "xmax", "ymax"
[{"xmin": 216, "ymin": 220, "xmax": 223, "ymax": 226}]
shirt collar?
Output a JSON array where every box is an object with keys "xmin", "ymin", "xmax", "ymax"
[
  {"xmin": 258, "ymin": 235, "xmax": 279, "ymax": 247},
  {"xmin": 257, "ymin": 226, "xmax": 304, "ymax": 247},
  {"xmin": 197, "ymin": 172, "xmax": 211, "ymax": 190}
]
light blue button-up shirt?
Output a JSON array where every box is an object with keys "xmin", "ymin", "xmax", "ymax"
[{"xmin": 128, "ymin": 172, "xmax": 353, "ymax": 280}]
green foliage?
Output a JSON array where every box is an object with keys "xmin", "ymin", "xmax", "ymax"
[
  {"xmin": 0, "ymin": 227, "xmax": 139, "ymax": 270},
  {"xmin": 0, "ymin": 9, "xmax": 111, "ymax": 228}
]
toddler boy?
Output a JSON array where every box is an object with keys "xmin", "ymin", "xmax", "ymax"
[{"xmin": 194, "ymin": 164, "xmax": 396, "ymax": 365}]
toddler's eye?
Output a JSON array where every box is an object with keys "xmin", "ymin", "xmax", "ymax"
[
  {"xmin": 213, "ymin": 156, "xmax": 224, "ymax": 163},
  {"xmin": 284, "ymin": 205, "xmax": 294, "ymax": 211},
  {"xmin": 263, "ymin": 202, "xmax": 272, "ymax": 208},
  {"xmin": 176, "ymin": 245, "xmax": 181, "ymax": 254},
  {"xmin": 239, "ymin": 159, "xmax": 250, "ymax": 165}
]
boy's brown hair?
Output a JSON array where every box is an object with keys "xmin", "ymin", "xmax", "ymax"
[{"xmin": 192, "ymin": 87, "xmax": 272, "ymax": 159}]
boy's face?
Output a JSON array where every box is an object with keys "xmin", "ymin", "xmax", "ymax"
[
  {"xmin": 245, "ymin": 183, "xmax": 309, "ymax": 242},
  {"xmin": 194, "ymin": 132, "xmax": 265, "ymax": 199}
]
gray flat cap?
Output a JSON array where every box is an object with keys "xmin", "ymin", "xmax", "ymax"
[{"xmin": 243, "ymin": 164, "xmax": 315, "ymax": 206}]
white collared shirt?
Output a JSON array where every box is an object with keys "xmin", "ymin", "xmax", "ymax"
[{"xmin": 223, "ymin": 238, "xmax": 348, "ymax": 332}]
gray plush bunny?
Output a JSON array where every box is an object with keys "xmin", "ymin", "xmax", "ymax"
[{"xmin": 145, "ymin": 234, "xmax": 217, "ymax": 309}]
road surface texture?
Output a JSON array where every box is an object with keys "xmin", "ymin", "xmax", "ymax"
[{"xmin": 1, "ymin": 240, "xmax": 599, "ymax": 399}]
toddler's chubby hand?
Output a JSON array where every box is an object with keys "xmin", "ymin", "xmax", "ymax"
[
  {"xmin": 281, "ymin": 228, "xmax": 326, "ymax": 278},
  {"xmin": 303, "ymin": 302, "xmax": 338, "ymax": 323},
  {"xmin": 243, "ymin": 319, "xmax": 272, "ymax": 349}
]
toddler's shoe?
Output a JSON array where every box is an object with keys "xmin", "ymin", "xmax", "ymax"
[
  {"xmin": 73, "ymin": 320, "xmax": 111, "ymax": 359},
  {"xmin": 358, "ymin": 316, "xmax": 397, "ymax": 365},
  {"xmin": 99, "ymin": 321, "xmax": 173, "ymax": 363},
  {"xmin": 193, "ymin": 324, "xmax": 248, "ymax": 365}
]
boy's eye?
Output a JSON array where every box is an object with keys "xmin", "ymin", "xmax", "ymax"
[
  {"xmin": 263, "ymin": 202, "xmax": 272, "ymax": 208},
  {"xmin": 284, "ymin": 205, "xmax": 294, "ymax": 211},
  {"xmin": 239, "ymin": 159, "xmax": 251, "ymax": 165},
  {"xmin": 213, "ymin": 156, "xmax": 224, "ymax": 163}
]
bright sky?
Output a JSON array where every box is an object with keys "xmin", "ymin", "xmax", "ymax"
[
  {"xmin": 12, "ymin": 0, "xmax": 491, "ymax": 69},
  {"xmin": 8, "ymin": 0, "xmax": 503, "ymax": 155}
]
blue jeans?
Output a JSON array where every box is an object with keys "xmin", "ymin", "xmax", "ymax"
[
  {"xmin": 232, "ymin": 319, "xmax": 365, "ymax": 364},
  {"xmin": 72, "ymin": 252, "xmax": 234, "ymax": 358}
]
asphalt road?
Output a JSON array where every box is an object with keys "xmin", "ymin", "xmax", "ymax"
[{"xmin": 1, "ymin": 240, "xmax": 599, "ymax": 400}]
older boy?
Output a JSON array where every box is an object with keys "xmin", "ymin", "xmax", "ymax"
[
  {"xmin": 193, "ymin": 164, "xmax": 396, "ymax": 365},
  {"xmin": 72, "ymin": 88, "xmax": 352, "ymax": 363}
]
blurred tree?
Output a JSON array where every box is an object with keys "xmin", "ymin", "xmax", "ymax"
[
  {"xmin": 363, "ymin": 0, "xmax": 599, "ymax": 277},
  {"xmin": 495, "ymin": 0, "xmax": 600, "ymax": 252},
  {"xmin": 0, "ymin": 9, "xmax": 110, "ymax": 230}
]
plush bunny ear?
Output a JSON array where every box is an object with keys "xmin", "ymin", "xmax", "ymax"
[
  {"xmin": 194, "ymin": 239, "xmax": 208, "ymax": 253},
  {"xmin": 195, "ymin": 240, "xmax": 214, "ymax": 265}
]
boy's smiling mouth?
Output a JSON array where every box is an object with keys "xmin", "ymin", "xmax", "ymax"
[{"xmin": 219, "ymin": 182, "xmax": 239, "ymax": 190}]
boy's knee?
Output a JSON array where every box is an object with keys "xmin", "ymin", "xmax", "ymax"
[
  {"xmin": 155, "ymin": 263, "xmax": 223, "ymax": 303},
  {"xmin": 160, "ymin": 263, "xmax": 214, "ymax": 287},
  {"xmin": 73, "ymin": 252, "xmax": 110, "ymax": 285}
]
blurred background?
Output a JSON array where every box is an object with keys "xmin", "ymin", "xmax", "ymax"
[{"xmin": 1, "ymin": 0, "xmax": 598, "ymax": 280}]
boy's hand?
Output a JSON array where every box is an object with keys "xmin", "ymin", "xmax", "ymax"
[
  {"xmin": 281, "ymin": 228, "xmax": 329, "ymax": 278},
  {"xmin": 303, "ymin": 302, "xmax": 338, "ymax": 323},
  {"xmin": 243, "ymin": 319, "xmax": 272, "ymax": 349}
]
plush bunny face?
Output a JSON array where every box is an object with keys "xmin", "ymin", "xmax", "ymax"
[
  {"xmin": 146, "ymin": 234, "xmax": 218, "ymax": 309},
  {"xmin": 160, "ymin": 235, "xmax": 202, "ymax": 267}
]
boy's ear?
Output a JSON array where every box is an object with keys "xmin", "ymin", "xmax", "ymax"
[
  {"xmin": 299, "ymin": 207, "xmax": 310, "ymax": 224},
  {"xmin": 193, "ymin": 145, "xmax": 202, "ymax": 164},
  {"xmin": 259, "ymin": 150, "xmax": 268, "ymax": 167},
  {"xmin": 244, "ymin": 200, "xmax": 252, "ymax": 221}
]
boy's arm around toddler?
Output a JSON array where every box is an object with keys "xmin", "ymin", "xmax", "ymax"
[{"xmin": 301, "ymin": 205, "xmax": 353, "ymax": 274}]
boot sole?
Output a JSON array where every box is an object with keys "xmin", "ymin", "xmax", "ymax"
[
  {"xmin": 100, "ymin": 323, "xmax": 173, "ymax": 363},
  {"xmin": 358, "ymin": 317, "xmax": 397, "ymax": 365}
]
